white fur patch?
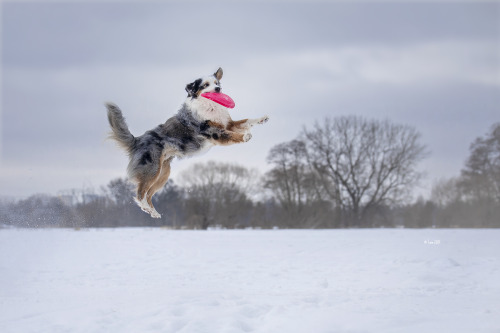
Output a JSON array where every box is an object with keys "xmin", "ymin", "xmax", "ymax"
[
  {"xmin": 134, "ymin": 196, "xmax": 161, "ymax": 218},
  {"xmin": 185, "ymin": 97, "xmax": 231, "ymax": 127}
]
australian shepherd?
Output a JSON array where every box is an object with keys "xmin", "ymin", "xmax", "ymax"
[{"xmin": 106, "ymin": 68, "xmax": 269, "ymax": 218}]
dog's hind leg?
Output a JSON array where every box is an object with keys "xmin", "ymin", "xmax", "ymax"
[
  {"xmin": 133, "ymin": 161, "xmax": 162, "ymax": 216},
  {"xmin": 136, "ymin": 170, "xmax": 164, "ymax": 218},
  {"xmin": 135, "ymin": 180, "xmax": 155, "ymax": 215},
  {"xmin": 146, "ymin": 156, "xmax": 173, "ymax": 218},
  {"xmin": 134, "ymin": 148, "xmax": 176, "ymax": 218}
]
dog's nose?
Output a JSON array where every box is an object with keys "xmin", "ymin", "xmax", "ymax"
[{"xmin": 215, "ymin": 87, "xmax": 221, "ymax": 93}]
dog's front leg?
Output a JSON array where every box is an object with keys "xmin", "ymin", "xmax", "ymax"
[
  {"xmin": 213, "ymin": 129, "xmax": 252, "ymax": 146},
  {"xmin": 205, "ymin": 121, "xmax": 252, "ymax": 146},
  {"xmin": 228, "ymin": 116, "xmax": 269, "ymax": 133}
]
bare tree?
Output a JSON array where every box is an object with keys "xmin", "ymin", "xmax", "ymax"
[
  {"xmin": 152, "ymin": 180, "xmax": 185, "ymax": 228},
  {"xmin": 460, "ymin": 122, "xmax": 500, "ymax": 203},
  {"xmin": 107, "ymin": 178, "xmax": 135, "ymax": 206},
  {"xmin": 179, "ymin": 161, "xmax": 260, "ymax": 228},
  {"xmin": 265, "ymin": 141, "xmax": 313, "ymax": 208},
  {"xmin": 302, "ymin": 115, "xmax": 427, "ymax": 226},
  {"xmin": 264, "ymin": 140, "xmax": 331, "ymax": 228},
  {"xmin": 451, "ymin": 123, "xmax": 500, "ymax": 227},
  {"xmin": 431, "ymin": 177, "xmax": 463, "ymax": 207},
  {"xmin": 181, "ymin": 161, "xmax": 259, "ymax": 193}
]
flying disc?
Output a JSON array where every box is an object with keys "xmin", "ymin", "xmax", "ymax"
[{"xmin": 201, "ymin": 92, "xmax": 235, "ymax": 109}]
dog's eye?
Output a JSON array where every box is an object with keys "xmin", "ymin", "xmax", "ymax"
[{"xmin": 204, "ymin": 83, "xmax": 209, "ymax": 88}]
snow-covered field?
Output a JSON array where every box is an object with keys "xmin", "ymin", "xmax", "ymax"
[{"xmin": 0, "ymin": 228, "xmax": 499, "ymax": 333}]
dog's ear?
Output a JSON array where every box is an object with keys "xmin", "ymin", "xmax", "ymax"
[
  {"xmin": 185, "ymin": 78, "xmax": 202, "ymax": 97},
  {"xmin": 214, "ymin": 67, "xmax": 223, "ymax": 81}
]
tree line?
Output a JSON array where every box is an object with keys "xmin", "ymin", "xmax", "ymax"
[{"xmin": 1, "ymin": 116, "xmax": 499, "ymax": 229}]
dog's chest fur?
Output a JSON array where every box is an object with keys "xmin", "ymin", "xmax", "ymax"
[{"xmin": 186, "ymin": 98, "xmax": 231, "ymax": 127}]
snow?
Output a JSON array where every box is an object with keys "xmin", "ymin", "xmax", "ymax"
[{"xmin": 0, "ymin": 228, "xmax": 499, "ymax": 333}]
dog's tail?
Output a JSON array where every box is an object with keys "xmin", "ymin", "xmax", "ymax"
[{"xmin": 105, "ymin": 102, "xmax": 136, "ymax": 154}]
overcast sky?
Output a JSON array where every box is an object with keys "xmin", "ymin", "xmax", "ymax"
[{"xmin": 1, "ymin": 1, "xmax": 499, "ymax": 199}]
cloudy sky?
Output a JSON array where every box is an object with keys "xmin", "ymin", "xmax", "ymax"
[{"xmin": 1, "ymin": 0, "xmax": 499, "ymax": 199}]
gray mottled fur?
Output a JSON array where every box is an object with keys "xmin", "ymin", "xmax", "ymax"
[
  {"xmin": 106, "ymin": 102, "xmax": 223, "ymax": 182},
  {"xmin": 106, "ymin": 103, "xmax": 136, "ymax": 154}
]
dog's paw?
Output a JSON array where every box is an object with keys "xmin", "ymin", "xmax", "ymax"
[
  {"xmin": 243, "ymin": 133, "xmax": 252, "ymax": 142},
  {"xmin": 134, "ymin": 197, "xmax": 149, "ymax": 211},
  {"xmin": 258, "ymin": 116, "xmax": 269, "ymax": 125},
  {"xmin": 150, "ymin": 210, "xmax": 162, "ymax": 219}
]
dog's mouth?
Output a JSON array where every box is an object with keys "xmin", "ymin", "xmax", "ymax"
[{"xmin": 196, "ymin": 87, "xmax": 220, "ymax": 98}]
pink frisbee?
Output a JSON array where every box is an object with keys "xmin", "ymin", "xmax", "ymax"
[{"xmin": 201, "ymin": 92, "xmax": 235, "ymax": 109}]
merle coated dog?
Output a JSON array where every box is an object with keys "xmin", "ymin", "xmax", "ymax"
[{"xmin": 106, "ymin": 68, "xmax": 268, "ymax": 218}]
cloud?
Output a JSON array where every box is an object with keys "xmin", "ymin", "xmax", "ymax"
[
  {"xmin": 0, "ymin": 63, "xmax": 278, "ymax": 197},
  {"xmin": 2, "ymin": 1, "xmax": 498, "ymax": 197},
  {"xmin": 256, "ymin": 40, "xmax": 500, "ymax": 89},
  {"xmin": 3, "ymin": 39, "xmax": 498, "ymax": 168}
]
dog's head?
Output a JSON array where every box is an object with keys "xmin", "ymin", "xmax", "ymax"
[{"xmin": 185, "ymin": 68, "xmax": 223, "ymax": 98}]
